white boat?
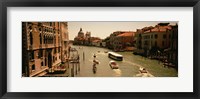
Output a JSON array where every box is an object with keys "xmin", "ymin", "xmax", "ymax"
[
  {"xmin": 139, "ymin": 67, "xmax": 147, "ymax": 73},
  {"xmin": 108, "ymin": 52, "xmax": 123, "ymax": 61},
  {"xmin": 109, "ymin": 61, "xmax": 119, "ymax": 69}
]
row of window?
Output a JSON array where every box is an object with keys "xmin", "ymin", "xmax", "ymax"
[
  {"xmin": 29, "ymin": 31, "xmax": 61, "ymax": 45},
  {"xmin": 28, "ymin": 23, "xmax": 56, "ymax": 34},
  {"xmin": 30, "ymin": 55, "xmax": 61, "ymax": 71},
  {"xmin": 142, "ymin": 34, "xmax": 172, "ymax": 39},
  {"xmin": 29, "ymin": 48, "xmax": 61, "ymax": 60},
  {"xmin": 40, "ymin": 27, "xmax": 55, "ymax": 33},
  {"xmin": 143, "ymin": 40, "xmax": 171, "ymax": 47}
]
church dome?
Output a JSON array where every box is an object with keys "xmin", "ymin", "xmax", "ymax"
[{"xmin": 78, "ymin": 28, "xmax": 84, "ymax": 34}]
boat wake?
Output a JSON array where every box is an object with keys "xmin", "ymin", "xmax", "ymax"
[
  {"xmin": 113, "ymin": 69, "xmax": 122, "ymax": 76},
  {"xmin": 123, "ymin": 60, "xmax": 155, "ymax": 77}
]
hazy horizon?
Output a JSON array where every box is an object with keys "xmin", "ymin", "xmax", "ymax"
[{"xmin": 68, "ymin": 21, "xmax": 177, "ymax": 40}]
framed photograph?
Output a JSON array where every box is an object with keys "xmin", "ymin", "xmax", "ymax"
[{"xmin": 0, "ymin": 0, "xmax": 199, "ymax": 99}]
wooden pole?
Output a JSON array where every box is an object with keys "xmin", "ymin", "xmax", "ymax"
[
  {"xmin": 75, "ymin": 63, "xmax": 77, "ymax": 75},
  {"xmin": 83, "ymin": 52, "xmax": 85, "ymax": 61},
  {"xmin": 71, "ymin": 63, "xmax": 74, "ymax": 77},
  {"xmin": 78, "ymin": 62, "xmax": 80, "ymax": 71}
]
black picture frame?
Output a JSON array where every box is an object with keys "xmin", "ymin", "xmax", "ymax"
[{"xmin": 0, "ymin": 0, "xmax": 199, "ymax": 99}]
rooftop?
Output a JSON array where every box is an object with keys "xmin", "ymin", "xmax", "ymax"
[
  {"xmin": 144, "ymin": 26, "xmax": 172, "ymax": 33},
  {"xmin": 117, "ymin": 32, "xmax": 135, "ymax": 37}
]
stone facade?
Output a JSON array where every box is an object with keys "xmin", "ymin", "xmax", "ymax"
[{"xmin": 22, "ymin": 22, "xmax": 69, "ymax": 77}]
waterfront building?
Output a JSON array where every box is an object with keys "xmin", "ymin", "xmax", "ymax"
[
  {"xmin": 73, "ymin": 28, "xmax": 85, "ymax": 45},
  {"xmin": 165, "ymin": 24, "xmax": 178, "ymax": 69},
  {"xmin": 92, "ymin": 39, "xmax": 101, "ymax": 46},
  {"xmin": 22, "ymin": 22, "xmax": 69, "ymax": 77},
  {"xmin": 135, "ymin": 26, "xmax": 154, "ymax": 50},
  {"xmin": 141, "ymin": 24, "xmax": 172, "ymax": 50},
  {"xmin": 113, "ymin": 32, "xmax": 135, "ymax": 51},
  {"xmin": 84, "ymin": 31, "xmax": 91, "ymax": 45},
  {"xmin": 108, "ymin": 31, "xmax": 126, "ymax": 49},
  {"xmin": 107, "ymin": 31, "xmax": 135, "ymax": 51},
  {"xmin": 78, "ymin": 28, "xmax": 84, "ymax": 38},
  {"xmin": 101, "ymin": 41, "xmax": 106, "ymax": 47},
  {"xmin": 60, "ymin": 22, "xmax": 69, "ymax": 63},
  {"xmin": 133, "ymin": 23, "xmax": 179, "ymax": 59}
]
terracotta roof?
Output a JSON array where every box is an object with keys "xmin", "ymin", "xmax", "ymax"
[
  {"xmin": 144, "ymin": 26, "xmax": 172, "ymax": 33},
  {"xmin": 92, "ymin": 40, "xmax": 101, "ymax": 43},
  {"xmin": 117, "ymin": 32, "xmax": 135, "ymax": 37}
]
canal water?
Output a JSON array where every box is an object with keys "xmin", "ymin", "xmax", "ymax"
[{"xmin": 71, "ymin": 45, "xmax": 178, "ymax": 77}]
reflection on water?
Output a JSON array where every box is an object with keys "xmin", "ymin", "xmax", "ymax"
[{"xmin": 71, "ymin": 45, "xmax": 178, "ymax": 77}]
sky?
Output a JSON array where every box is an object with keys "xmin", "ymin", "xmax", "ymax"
[{"xmin": 68, "ymin": 22, "xmax": 177, "ymax": 40}]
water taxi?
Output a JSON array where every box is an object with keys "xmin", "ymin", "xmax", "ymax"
[
  {"xmin": 108, "ymin": 52, "xmax": 123, "ymax": 61},
  {"xmin": 109, "ymin": 61, "xmax": 119, "ymax": 69}
]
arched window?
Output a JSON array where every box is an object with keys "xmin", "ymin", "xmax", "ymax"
[
  {"xmin": 45, "ymin": 58, "xmax": 47, "ymax": 66},
  {"xmin": 54, "ymin": 36, "xmax": 56, "ymax": 44},
  {"xmin": 51, "ymin": 36, "xmax": 53, "ymax": 44},
  {"xmin": 43, "ymin": 35, "xmax": 45, "ymax": 44},
  {"xmin": 50, "ymin": 37, "xmax": 52, "ymax": 44},
  {"xmin": 32, "ymin": 64, "xmax": 35, "ymax": 70},
  {"xmin": 45, "ymin": 36, "xmax": 48, "ymax": 44},
  {"xmin": 30, "ymin": 32, "xmax": 33, "ymax": 45},
  {"xmin": 39, "ymin": 33, "xmax": 42, "ymax": 44},
  {"xmin": 41, "ymin": 61, "xmax": 43, "ymax": 66},
  {"xmin": 47, "ymin": 36, "xmax": 49, "ymax": 44}
]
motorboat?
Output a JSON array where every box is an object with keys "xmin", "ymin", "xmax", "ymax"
[
  {"xmin": 139, "ymin": 67, "xmax": 147, "ymax": 73},
  {"xmin": 109, "ymin": 61, "xmax": 119, "ymax": 69}
]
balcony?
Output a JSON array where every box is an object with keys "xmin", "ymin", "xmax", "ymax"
[
  {"xmin": 30, "ymin": 66, "xmax": 48, "ymax": 77},
  {"xmin": 44, "ymin": 44, "xmax": 55, "ymax": 48}
]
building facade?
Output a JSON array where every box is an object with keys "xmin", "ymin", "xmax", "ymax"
[
  {"xmin": 22, "ymin": 22, "xmax": 69, "ymax": 77},
  {"xmin": 141, "ymin": 25, "xmax": 172, "ymax": 50},
  {"xmin": 60, "ymin": 22, "xmax": 69, "ymax": 63},
  {"xmin": 73, "ymin": 28, "xmax": 85, "ymax": 45},
  {"xmin": 112, "ymin": 32, "xmax": 135, "ymax": 51}
]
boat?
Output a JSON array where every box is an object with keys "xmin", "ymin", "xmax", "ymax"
[
  {"xmin": 109, "ymin": 61, "xmax": 119, "ymax": 69},
  {"xmin": 53, "ymin": 65, "xmax": 66, "ymax": 74},
  {"xmin": 93, "ymin": 59, "xmax": 99, "ymax": 64},
  {"xmin": 139, "ymin": 67, "xmax": 147, "ymax": 73},
  {"xmin": 108, "ymin": 52, "xmax": 123, "ymax": 61}
]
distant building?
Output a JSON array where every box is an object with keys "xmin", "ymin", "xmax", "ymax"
[
  {"xmin": 101, "ymin": 41, "xmax": 106, "ymax": 47},
  {"xmin": 73, "ymin": 29, "xmax": 101, "ymax": 46},
  {"xmin": 78, "ymin": 28, "xmax": 84, "ymax": 38},
  {"xmin": 92, "ymin": 39, "xmax": 101, "ymax": 46},
  {"xmin": 84, "ymin": 31, "xmax": 91, "ymax": 45},
  {"xmin": 109, "ymin": 31, "xmax": 126, "ymax": 49},
  {"xmin": 112, "ymin": 32, "xmax": 135, "ymax": 51},
  {"xmin": 106, "ymin": 31, "xmax": 135, "ymax": 51},
  {"xmin": 73, "ymin": 28, "xmax": 85, "ymax": 45}
]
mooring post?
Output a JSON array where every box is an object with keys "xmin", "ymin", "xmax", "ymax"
[
  {"xmin": 71, "ymin": 63, "xmax": 74, "ymax": 77},
  {"xmin": 78, "ymin": 62, "xmax": 80, "ymax": 71},
  {"xmin": 75, "ymin": 63, "xmax": 77, "ymax": 75},
  {"xmin": 83, "ymin": 52, "xmax": 85, "ymax": 61}
]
